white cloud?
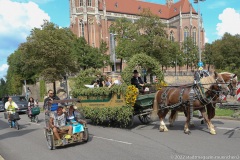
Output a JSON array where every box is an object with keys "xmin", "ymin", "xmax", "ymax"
[
  {"xmin": 0, "ymin": 64, "xmax": 9, "ymax": 79},
  {"xmin": 216, "ymin": 8, "xmax": 240, "ymax": 37},
  {"xmin": 0, "ymin": 64, "xmax": 9, "ymax": 72},
  {"xmin": 205, "ymin": 37, "xmax": 209, "ymax": 44},
  {"xmin": 0, "ymin": 0, "xmax": 50, "ymax": 78},
  {"xmin": 12, "ymin": 0, "xmax": 54, "ymax": 4}
]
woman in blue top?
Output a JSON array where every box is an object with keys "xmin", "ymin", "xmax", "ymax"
[{"xmin": 66, "ymin": 105, "xmax": 86, "ymax": 124}]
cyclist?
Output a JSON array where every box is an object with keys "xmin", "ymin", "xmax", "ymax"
[{"xmin": 5, "ymin": 97, "xmax": 19, "ymax": 127}]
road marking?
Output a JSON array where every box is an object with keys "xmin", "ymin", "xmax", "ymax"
[
  {"xmin": 216, "ymin": 127, "xmax": 240, "ymax": 130},
  {"xmin": 93, "ymin": 136, "xmax": 132, "ymax": 145}
]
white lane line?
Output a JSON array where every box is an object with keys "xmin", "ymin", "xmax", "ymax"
[
  {"xmin": 216, "ymin": 127, "xmax": 240, "ymax": 130},
  {"xmin": 93, "ymin": 136, "xmax": 132, "ymax": 145}
]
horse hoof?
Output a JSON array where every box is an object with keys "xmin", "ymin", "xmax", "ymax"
[
  {"xmin": 184, "ymin": 130, "xmax": 191, "ymax": 135},
  {"xmin": 210, "ymin": 130, "xmax": 216, "ymax": 135},
  {"xmin": 201, "ymin": 120, "xmax": 204, "ymax": 124},
  {"xmin": 159, "ymin": 126, "xmax": 168, "ymax": 132}
]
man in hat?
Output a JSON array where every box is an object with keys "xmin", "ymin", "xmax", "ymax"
[
  {"xmin": 49, "ymin": 105, "xmax": 73, "ymax": 146},
  {"xmin": 131, "ymin": 70, "xmax": 144, "ymax": 90}
]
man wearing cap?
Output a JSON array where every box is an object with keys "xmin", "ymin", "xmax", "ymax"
[
  {"xmin": 43, "ymin": 89, "xmax": 60, "ymax": 127},
  {"xmin": 131, "ymin": 70, "xmax": 144, "ymax": 90},
  {"xmin": 49, "ymin": 105, "xmax": 73, "ymax": 146}
]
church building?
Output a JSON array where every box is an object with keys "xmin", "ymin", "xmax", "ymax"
[{"xmin": 69, "ymin": 0, "xmax": 205, "ymax": 72}]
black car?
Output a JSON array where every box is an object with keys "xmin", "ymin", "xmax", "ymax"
[
  {"xmin": 0, "ymin": 101, "xmax": 5, "ymax": 112},
  {"xmin": 3, "ymin": 96, "xmax": 28, "ymax": 113}
]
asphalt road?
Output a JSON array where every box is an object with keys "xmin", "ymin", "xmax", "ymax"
[{"xmin": 0, "ymin": 112, "xmax": 240, "ymax": 160}]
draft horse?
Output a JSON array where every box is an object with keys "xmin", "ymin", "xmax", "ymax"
[
  {"xmin": 168, "ymin": 72, "xmax": 238, "ymax": 127},
  {"xmin": 151, "ymin": 72, "xmax": 230, "ymax": 135}
]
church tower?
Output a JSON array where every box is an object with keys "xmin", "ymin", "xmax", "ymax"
[{"xmin": 166, "ymin": 0, "xmax": 174, "ymax": 8}]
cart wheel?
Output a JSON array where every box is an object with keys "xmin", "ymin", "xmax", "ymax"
[
  {"xmin": 35, "ymin": 116, "xmax": 38, "ymax": 123},
  {"xmin": 45, "ymin": 129, "xmax": 55, "ymax": 150},
  {"xmin": 83, "ymin": 126, "xmax": 89, "ymax": 142},
  {"xmin": 138, "ymin": 114, "xmax": 151, "ymax": 124}
]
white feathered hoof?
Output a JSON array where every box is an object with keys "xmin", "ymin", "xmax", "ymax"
[
  {"xmin": 184, "ymin": 128, "xmax": 191, "ymax": 135},
  {"xmin": 210, "ymin": 129, "xmax": 216, "ymax": 135},
  {"xmin": 159, "ymin": 125, "xmax": 168, "ymax": 132}
]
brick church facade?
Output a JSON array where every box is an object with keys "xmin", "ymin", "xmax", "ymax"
[{"xmin": 69, "ymin": 0, "xmax": 205, "ymax": 73}]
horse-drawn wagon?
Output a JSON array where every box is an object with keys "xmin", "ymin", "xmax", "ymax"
[{"xmin": 74, "ymin": 85, "xmax": 157, "ymax": 127}]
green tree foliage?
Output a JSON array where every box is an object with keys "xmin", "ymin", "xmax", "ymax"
[
  {"xmin": 0, "ymin": 78, "xmax": 7, "ymax": 97},
  {"xmin": 20, "ymin": 20, "xmax": 78, "ymax": 83},
  {"xmin": 206, "ymin": 33, "xmax": 240, "ymax": 75},
  {"xmin": 109, "ymin": 9, "xmax": 182, "ymax": 70},
  {"xmin": 72, "ymin": 38, "xmax": 110, "ymax": 70},
  {"xmin": 182, "ymin": 37, "xmax": 198, "ymax": 71}
]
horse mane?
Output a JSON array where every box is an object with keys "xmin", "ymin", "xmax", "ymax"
[
  {"xmin": 200, "ymin": 75, "xmax": 216, "ymax": 92},
  {"xmin": 220, "ymin": 72, "xmax": 238, "ymax": 82}
]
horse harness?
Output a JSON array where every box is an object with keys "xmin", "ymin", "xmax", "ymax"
[{"xmin": 159, "ymin": 83, "xmax": 212, "ymax": 111}]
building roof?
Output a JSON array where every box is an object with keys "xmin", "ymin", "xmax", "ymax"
[{"xmin": 99, "ymin": 0, "xmax": 197, "ymax": 19}]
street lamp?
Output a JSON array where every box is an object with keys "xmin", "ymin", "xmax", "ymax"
[
  {"xmin": 110, "ymin": 33, "xmax": 117, "ymax": 72},
  {"xmin": 194, "ymin": 0, "xmax": 205, "ymax": 65}
]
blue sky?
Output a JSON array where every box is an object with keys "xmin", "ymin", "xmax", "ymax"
[{"xmin": 0, "ymin": 0, "xmax": 240, "ymax": 79}]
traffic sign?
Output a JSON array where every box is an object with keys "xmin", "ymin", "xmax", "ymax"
[
  {"xmin": 198, "ymin": 61, "xmax": 203, "ymax": 67},
  {"xmin": 199, "ymin": 67, "xmax": 203, "ymax": 70}
]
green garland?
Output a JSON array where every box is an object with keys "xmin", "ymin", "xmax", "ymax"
[
  {"xmin": 72, "ymin": 84, "xmax": 128, "ymax": 97},
  {"xmin": 79, "ymin": 106, "xmax": 134, "ymax": 127}
]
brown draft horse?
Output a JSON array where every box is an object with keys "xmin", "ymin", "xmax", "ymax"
[
  {"xmin": 168, "ymin": 72, "xmax": 238, "ymax": 128},
  {"xmin": 151, "ymin": 72, "xmax": 230, "ymax": 135}
]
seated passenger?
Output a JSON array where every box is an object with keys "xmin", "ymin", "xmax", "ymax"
[
  {"xmin": 66, "ymin": 105, "xmax": 86, "ymax": 124},
  {"xmin": 49, "ymin": 106, "xmax": 72, "ymax": 145}
]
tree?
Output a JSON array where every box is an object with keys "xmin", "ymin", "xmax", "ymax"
[
  {"xmin": 209, "ymin": 33, "xmax": 240, "ymax": 75},
  {"xmin": 0, "ymin": 78, "xmax": 7, "ymax": 97},
  {"xmin": 72, "ymin": 38, "xmax": 110, "ymax": 70},
  {"xmin": 109, "ymin": 9, "xmax": 181, "ymax": 70},
  {"xmin": 182, "ymin": 37, "xmax": 198, "ymax": 71}
]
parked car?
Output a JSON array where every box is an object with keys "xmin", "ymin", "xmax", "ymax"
[
  {"xmin": 3, "ymin": 96, "xmax": 28, "ymax": 113},
  {"xmin": 0, "ymin": 100, "xmax": 5, "ymax": 112}
]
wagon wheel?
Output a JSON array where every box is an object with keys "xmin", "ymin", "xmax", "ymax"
[
  {"xmin": 44, "ymin": 129, "xmax": 55, "ymax": 150},
  {"xmin": 83, "ymin": 125, "xmax": 89, "ymax": 143},
  {"xmin": 138, "ymin": 114, "xmax": 151, "ymax": 124}
]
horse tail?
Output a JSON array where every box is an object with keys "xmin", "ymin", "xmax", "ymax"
[
  {"xmin": 150, "ymin": 90, "xmax": 160, "ymax": 121},
  {"xmin": 207, "ymin": 103, "xmax": 215, "ymax": 120}
]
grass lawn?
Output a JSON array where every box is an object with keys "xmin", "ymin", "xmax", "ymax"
[
  {"xmin": 192, "ymin": 108, "xmax": 235, "ymax": 117},
  {"xmin": 215, "ymin": 108, "xmax": 235, "ymax": 117}
]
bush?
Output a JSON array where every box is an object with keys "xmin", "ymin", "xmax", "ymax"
[{"xmin": 80, "ymin": 105, "xmax": 134, "ymax": 127}]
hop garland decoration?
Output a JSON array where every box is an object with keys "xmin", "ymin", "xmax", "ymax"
[{"xmin": 125, "ymin": 85, "xmax": 139, "ymax": 107}]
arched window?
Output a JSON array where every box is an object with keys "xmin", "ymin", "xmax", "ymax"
[
  {"xmin": 79, "ymin": 20, "xmax": 84, "ymax": 37},
  {"xmin": 87, "ymin": 0, "xmax": 92, "ymax": 6},
  {"xmin": 184, "ymin": 27, "xmax": 189, "ymax": 41},
  {"xmin": 192, "ymin": 28, "xmax": 197, "ymax": 45},
  {"xmin": 170, "ymin": 31, "xmax": 174, "ymax": 42},
  {"xmin": 79, "ymin": 0, "xmax": 83, "ymax": 6}
]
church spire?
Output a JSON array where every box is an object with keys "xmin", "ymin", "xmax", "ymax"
[{"xmin": 166, "ymin": 0, "xmax": 174, "ymax": 8}]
